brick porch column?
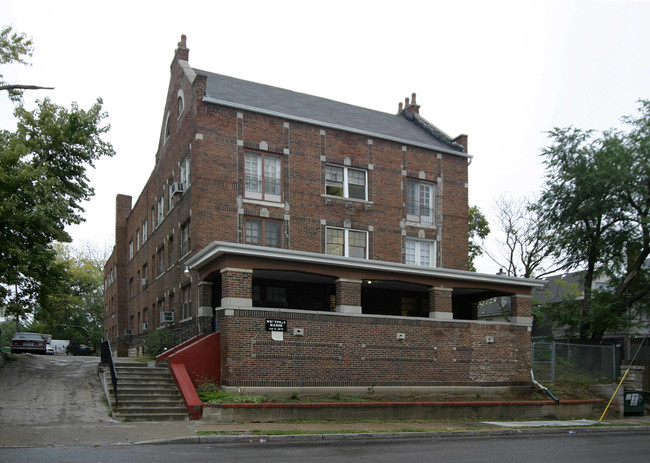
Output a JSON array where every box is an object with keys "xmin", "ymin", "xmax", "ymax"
[
  {"xmin": 197, "ymin": 280, "xmax": 213, "ymax": 317},
  {"xmin": 429, "ymin": 286, "xmax": 453, "ymax": 320},
  {"xmin": 335, "ymin": 278, "xmax": 362, "ymax": 314},
  {"xmin": 510, "ymin": 294, "xmax": 533, "ymax": 326},
  {"xmin": 220, "ymin": 268, "xmax": 253, "ymax": 308}
]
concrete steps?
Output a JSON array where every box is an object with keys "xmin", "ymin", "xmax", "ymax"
[{"xmin": 111, "ymin": 362, "xmax": 188, "ymax": 421}]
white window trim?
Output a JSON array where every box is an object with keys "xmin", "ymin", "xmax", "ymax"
[
  {"xmin": 325, "ymin": 164, "xmax": 368, "ymax": 201},
  {"xmin": 163, "ymin": 111, "xmax": 171, "ymax": 143},
  {"xmin": 325, "ymin": 227, "xmax": 368, "ymax": 259},
  {"xmin": 407, "ymin": 180, "xmax": 435, "ymax": 225},
  {"xmin": 405, "ymin": 238, "xmax": 437, "ymax": 268},
  {"xmin": 244, "ymin": 152, "xmax": 282, "ymax": 202}
]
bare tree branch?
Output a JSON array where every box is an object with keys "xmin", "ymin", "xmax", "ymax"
[{"xmin": 0, "ymin": 84, "xmax": 54, "ymax": 91}]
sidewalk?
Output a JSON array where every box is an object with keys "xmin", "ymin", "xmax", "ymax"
[{"xmin": 2, "ymin": 416, "xmax": 650, "ymax": 448}]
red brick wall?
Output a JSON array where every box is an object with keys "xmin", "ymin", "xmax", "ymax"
[
  {"xmin": 217, "ymin": 309, "xmax": 530, "ymax": 387},
  {"xmin": 107, "ymin": 46, "xmax": 471, "ymax": 353}
]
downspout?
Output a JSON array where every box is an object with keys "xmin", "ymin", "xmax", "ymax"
[{"xmin": 531, "ymin": 369, "xmax": 560, "ymax": 403}]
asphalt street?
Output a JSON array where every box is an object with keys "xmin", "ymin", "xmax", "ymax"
[{"xmin": 2, "ymin": 432, "xmax": 650, "ymax": 463}]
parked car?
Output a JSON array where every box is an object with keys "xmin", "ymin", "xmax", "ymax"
[
  {"xmin": 11, "ymin": 332, "xmax": 47, "ymax": 354},
  {"xmin": 46, "ymin": 344, "xmax": 54, "ymax": 355},
  {"xmin": 66, "ymin": 341, "xmax": 92, "ymax": 356}
]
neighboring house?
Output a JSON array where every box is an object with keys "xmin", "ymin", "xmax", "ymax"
[
  {"xmin": 532, "ymin": 271, "xmax": 650, "ymax": 358},
  {"xmin": 104, "ymin": 36, "xmax": 542, "ymax": 391}
]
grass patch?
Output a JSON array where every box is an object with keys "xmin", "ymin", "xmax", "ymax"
[{"xmin": 198, "ymin": 390, "xmax": 267, "ymax": 404}]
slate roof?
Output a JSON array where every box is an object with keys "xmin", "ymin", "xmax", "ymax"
[{"xmin": 196, "ymin": 69, "xmax": 467, "ymax": 156}]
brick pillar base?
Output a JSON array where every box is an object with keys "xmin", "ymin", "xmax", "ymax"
[
  {"xmin": 221, "ymin": 268, "xmax": 253, "ymax": 308},
  {"xmin": 429, "ymin": 286, "xmax": 453, "ymax": 320},
  {"xmin": 510, "ymin": 294, "xmax": 533, "ymax": 326},
  {"xmin": 335, "ymin": 278, "xmax": 362, "ymax": 314}
]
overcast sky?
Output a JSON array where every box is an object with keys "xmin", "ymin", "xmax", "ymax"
[{"xmin": 2, "ymin": 0, "xmax": 649, "ymax": 274}]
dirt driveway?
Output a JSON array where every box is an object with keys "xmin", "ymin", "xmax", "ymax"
[{"xmin": 0, "ymin": 353, "xmax": 116, "ymax": 446}]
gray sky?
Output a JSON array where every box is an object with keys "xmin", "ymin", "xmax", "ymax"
[{"xmin": 2, "ymin": 0, "xmax": 649, "ymax": 274}]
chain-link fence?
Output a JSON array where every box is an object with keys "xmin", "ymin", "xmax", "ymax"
[{"xmin": 531, "ymin": 341, "xmax": 618, "ymax": 383}]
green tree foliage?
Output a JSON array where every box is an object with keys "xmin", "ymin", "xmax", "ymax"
[
  {"xmin": 28, "ymin": 244, "xmax": 106, "ymax": 350},
  {"xmin": 0, "ymin": 26, "xmax": 34, "ymax": 100},
  {"xmin": 534, "ymin": 100, "xmax": 650, "ymax": 341},
  {"xmin": 0, "ymin": 26, "xmax": 115, "ymax": 321},
  {"xmin": 468, "ymin": 205, "xmax": 490, "ymax": 271}
]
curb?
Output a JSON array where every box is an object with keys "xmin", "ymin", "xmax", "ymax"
[{"xmin": 138, "ymin": 424, "xmax": 650, "ymax": 446}]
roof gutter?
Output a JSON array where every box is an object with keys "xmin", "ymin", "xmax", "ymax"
[
  {"xmin": 202, "ymin": 97, "xmax": 472, "ymax": 160},
  {"xmin": 185, "ymin": 242, "xmax": 544, "ymax": 289}
]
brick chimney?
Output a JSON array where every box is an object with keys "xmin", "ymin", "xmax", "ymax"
[
  {"xmin": 175, "ymin": 34, "xmax": 189, "ymax": 62},
  {"xmin": 398, "ymin": 92, "xmax": 420, "ymax": 115}
]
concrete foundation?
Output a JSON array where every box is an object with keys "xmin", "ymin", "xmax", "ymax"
[{"xmin": 202, "ymin": 399, "xmax": 605, "ymax": 424}]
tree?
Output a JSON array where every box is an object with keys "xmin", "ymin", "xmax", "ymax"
[
  {"xmin": 0, "ymin": 26, "xmax": 52, "ymax": 100},
  {"xmin": 0, "ymin": 26, "xmax": 115, "ymax": 321},
  {"xmin": 28, "ymin": 243, "xmax": 107, "ymax": 350},
  {"xmin": 468, "ymin": 205, "xmax": 490, "ymax": 271},
  {"xmin": 534, "ymin": 100, "xmax": 650, "ymax": 341},
  {"xmin": 485, "ymin": 195, "xmax": 562, "ymax": 278}
]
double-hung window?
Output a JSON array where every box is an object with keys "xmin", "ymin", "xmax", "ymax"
[
  {"xmin": 157, "ymin": 196, "xmax": 165, "ymax": 227},
  {"xmin": 325, "ymin": 165, "xmax": 367, "ymax": 200},
  {"xmin": 326, "ymin": 227, "xmax": 368, "ymax": 259},
  {"xmin": 405, "ymin": 239, "xmax": 436, "ymax": 268},
  {"xmin": 407, "ymin": 180, "xmax": 435, "ymax": 225},
  {"xmin": 180, "ymin": 220, "xmax": 191, "ymax": 256},
  {"xmin": 245, "ymin": 152, "xmax": 281, "ymax": 202},
  {"xmin": 245, "ymin": 219, "xmax": 282, "ymax": 247},
  {"xmin": 181, "ymin": 285, "xmax": 191, "ymax": 319},
  {"xmin": 180, "ymin": 155, "xmax": 190, "ymax": 188}
]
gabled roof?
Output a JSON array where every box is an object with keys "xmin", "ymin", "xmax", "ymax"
[{"xmin": 197, "ymin": 69, "xmax": 468, "ymax": 157}]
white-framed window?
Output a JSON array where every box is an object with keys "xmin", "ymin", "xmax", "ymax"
[
  {"xmin": 245, "ymin": 219, "xmax": 282, "ymax": 247},
  {"xmin": 326, "ymin": 227, "xmax": 368, "ymax": 259},
  {"xmin": 180, "ymin": 219, "xmax": 191, "ymax": 256},
  {"xmin": 164, "ymin": 111, "xmax": 171, "ymax": 142},
  {"xmin": 325, "ymin": 165, "xmax": 367, "ymax": 200},
  {"xmin": 181, "ymin": 285, "xmax": 192, "ymax": 319},
  {"xmin": 407, "ymin": 180, "xmax": 435, "ymax": 225},
  {"xmin": 405, "ymin": 239, "xmax": 436, "ymax": 268},
  {"xmin": 157, "ymin": 195, "xmax": 164, "ymax": 226},
  {"xmin": 168, "ymin": 182, "xmax": 175, "ymax": 210},
  {"xmin": 129, "ymin": 240, "xmax": 134, "ymax": 260},
  {"xmin": 180, "ymin": 155, "xmax": 190, "ymax": 187},
  {"xmin": 245, "ymin": 152, "xmax": 282, "ymax": 202},
  {"xmin": 136, "ymin": 228, "xmax": 140, "ymax": 251},
  {"xmin": 142, "ymin": 219, "xmax": 148, "ymax": 243}
]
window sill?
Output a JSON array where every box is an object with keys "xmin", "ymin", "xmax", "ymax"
[
  {"xmin": 405, "ymin": 221, "xmax": 436, "ymax": 229},
  {"xmin": 321, "ymin": 194, "xmax": 372, "ymax": 204},
  {"xmin": 242, "ymin": 198, "xmax": 285, "ymax": 208}
]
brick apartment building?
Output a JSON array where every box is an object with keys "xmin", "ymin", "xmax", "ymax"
[{"xmin": 104, "ymin": 36, "xmax": 542, "ymax": 391}]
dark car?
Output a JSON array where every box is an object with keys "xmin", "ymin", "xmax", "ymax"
[
  {"xmin": 66, "ymin": 341, "xmax": 92, "ymax": 356},
  {"xmin": 11, "ymin": 332, "xmax": 47, "ymax": 354}
]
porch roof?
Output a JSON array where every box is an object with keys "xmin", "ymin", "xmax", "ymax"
[{"xmin": 184, "ymin": 242, "xmax": 544, "ymax": 291}]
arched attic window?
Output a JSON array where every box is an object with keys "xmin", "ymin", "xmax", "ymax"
[{"xmin": 177, "ymin": 89, "xmax": 185, "ymax": 118}]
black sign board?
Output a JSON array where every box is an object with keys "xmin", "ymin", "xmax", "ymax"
[{"xmin": 265, "ymin": 319, "xmax": 287, "ymax": 332}]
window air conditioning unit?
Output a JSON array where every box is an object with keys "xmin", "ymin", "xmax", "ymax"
[
  {"xmin": 124, "ymin": 329, "xmax": 133, "ymax": 336},
  {"xmin": 142, "ymin": 323, "xmax": 148, "ymax": 331},
  {"xmin": 141, "ymin": 278, "xmax": 148, "ymax": 287},
  {"xmin": 160, "ymin": 311, "xmax": 174, "ymax": 323},
  {"xmin": 171, "ymin": 182, "xmax": 185, "ymax": 195}
]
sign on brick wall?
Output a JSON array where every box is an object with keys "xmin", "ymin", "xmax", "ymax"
[{"xmin": 265, "ymin": 319, "xmax": 287, "ymax": 332}]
